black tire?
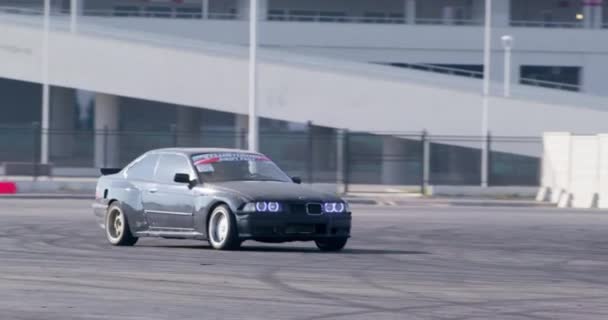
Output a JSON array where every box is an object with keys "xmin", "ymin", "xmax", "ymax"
[
  {"xmin": 315, "ymin": 238, "xmax": 348, "ymax": 252},
  {"xmin": 105, "ymin": 203, "xmax": 138, "ymax": 246},
  {"xmin": 207, "ymin": 205, "xmax": 240, "ymax": 250}
]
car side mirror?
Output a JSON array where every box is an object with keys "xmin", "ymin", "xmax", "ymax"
[
  {"xmin": 175, "ymin": 173, "xmax": 197, "ymax": 189},
  {"xmin": 174, "ymin": 173, "xmax": 191, "ymax": 184},
  {"xmin": 291, "ymin": 176, "xmax": 302, "ymax": 184}
]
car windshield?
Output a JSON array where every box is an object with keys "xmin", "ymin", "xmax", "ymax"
[{"xmin": 192, "ymin": 152, "xmax": 292, "ymax": 183}]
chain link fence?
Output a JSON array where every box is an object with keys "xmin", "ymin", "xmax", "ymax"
[{"xmin": 0, "ymin": 124, "xmax": 542, "ymax": 188}]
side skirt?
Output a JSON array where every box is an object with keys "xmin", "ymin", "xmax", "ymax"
[{"xmin": 136, "ymin": 229, "xmax": 206, "ymax": 240}]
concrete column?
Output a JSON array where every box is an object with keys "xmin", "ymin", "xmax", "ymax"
[
  {"xmin": 234, "ymin": 114, "xmax": 248, "ymax": 149},
  {"xmin": 237, "ymin": 0, "xmax": 248, "ymax": 20},
  {"xmin": 176, "ymin": 107, "xmax": 201, "ymax": 147},
  {"xmin": 593, "ymin": 5, "xmax": 603, "ymax": 28},
  {"xmin": 259, "ymin": 0, "xmax": 268, "ymax": 21},
  {"xmin": 491, "ymin": 0, "xmax": 510, "ymax": 27},
  {"xmin": 405, "ymin": 0, "xmax": 416, "ymax": 24},
  {"xmin": 381, "ymin": 136, "xmax": 409, "ymax": 185},
  {"xmin": 70, "ymin": 0, "xmax": 84, "ymax": 33},
  {"xmin": 94, "ymin": 93, "xmax": 120, "ymax": 168},
  {"xmin": 49, "ymin": 87, "xmax": 76, "ymax": 160},
  {"xmin": 442, "ymin": 6, "xmax": 455, "ymax": 25},
  {"xmin": 471, "ymin": 0, "xmax": 508, "ymax": 26},
  {"xmin": 237, "ymin": 0, "xmax": 267, "ymax": 20},
  {"xmin": 471, "ymin": 0, "xmax": 485, "ymax": 24},
  {"xmin": 584, "ymin": 4, "xmax": 594, "ymax": 28},
  {"xmin": 582, "ymin": 55, "xmax": 608, "ymax": 94},
  {"xmin": 201, "ymin": 0, "xmax": 209, "ymax": 19}
]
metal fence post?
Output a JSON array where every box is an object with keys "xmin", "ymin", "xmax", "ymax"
[
  {"xmin": 103, "ymin": 126, "xmax": 109, "ymax": 168},
  {"xmin": 487, "ymin": 131, "xmax": 492, "ymax": 187},
  {"xmin": 343, "ymin": 129, "xmax": 350, "ymax": 194},
  {"xmin": 421, "ymin": 130, "xmax": 430, "ymax": 195},
  {"xmin": 423, "ymin": 131, "xmax": 431, "ymax": 194},
  {"xmin": 307, "ymin": 121, "xmax": 314, "ymax": 184},
  {"xmin": 32, "ymin": 122, "xmax": 40, "ymax": 181},
  {"xmin": 171, "ymin": 123, "xmax": 178, "ymax": 147},
  {"xmin": 336, "ymin": 129, "xmax": 345, "ymax": 194}
]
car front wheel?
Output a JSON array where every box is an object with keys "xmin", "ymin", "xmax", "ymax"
[
  {"xmin": 315, "ymin": 238, "xmax": 348, "ymax": 252},
  {"xmin": 208, "ymin": 205, "xmax": 240, "ymax": 250},
  {"xmin": 105, "ymin": 203, "xmax": 138, "ymax": 246}
]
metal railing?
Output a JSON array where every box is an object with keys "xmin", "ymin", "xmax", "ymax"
[
  {"xmin": 78, "ymin": 9, "xmax": 240, "ymax": 20},
  {"xmin": 511, "ymin": 20, "xmax": 584, "ymax": 29},
  {"xmin": 1, "ymin": 6, "xmax": 606, "ymax": 30},
  {"xmin": 415, "ymin": 18, "xmax": 482, "ymax": 26},
  {"xmin": 392, "ymin": 63, "xmax": 484, "ymax": 79},
  {"xmin": 267, "ymin": 13, "xmax": 407, "ymax": 24},
  {"xmin": 0, "ymin": 125, "xmax": 542, "ymax": 188},
  {"xmin": 520, "ymin": 78, "xmax": 581, "ymax": 92},
  {"xmin": 386, "ymin": 63, "xmax": 582, "ymax": 92}
]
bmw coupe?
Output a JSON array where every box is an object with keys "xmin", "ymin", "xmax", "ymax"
[{"xmin": 93, "ymin": 148, "xmax": 352, "ymax": 251}]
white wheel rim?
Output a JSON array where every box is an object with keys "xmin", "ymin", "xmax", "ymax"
[
  {"xmin": 210, "ymin": 209, "xmax": 229, "ymax": 246},
  {"xmin": 107, "ymin": 208, "xmax": 124, "ymax": 242}
]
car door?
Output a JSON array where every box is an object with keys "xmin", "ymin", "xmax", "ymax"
[
  {"xmin": 123, "ymin": 153, "xmax": 160, "ymax": 232},
  {"xmin": 143, "ymin": 153, "xmax": 196, "ymax": 230}
]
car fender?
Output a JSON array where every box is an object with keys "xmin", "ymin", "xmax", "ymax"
[
  {"xmin": 104, "ymin": 179, "xmax": 147, "ymax": 233},
  {"xmin": 193, "ymin": 193, "xmax": 245, "ymax": 236}
]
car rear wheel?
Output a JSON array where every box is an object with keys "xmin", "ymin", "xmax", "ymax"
[
  {"xmin": 208, "ymin": 205, "xmax": 240, "ymax": 250},
  {"xmin": 105, "ymin": 203, "xmax": 138, "ymax": 246},
  {"xmin": 315, "ymin": 238, "xmax": 347, "ymax": 252}
]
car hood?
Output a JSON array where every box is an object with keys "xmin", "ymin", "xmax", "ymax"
[{"xmin": 206, "ymin": 181, "xmax": 341, "ymax": 202}]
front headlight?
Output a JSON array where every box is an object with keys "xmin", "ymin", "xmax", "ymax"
[
  {"xmin": 243, "ymin": 201, "xmax": 282, "ymax": 213},
  {"xmin": 324, "ymin": 202, "xmax": 348, "ymax": 213}
]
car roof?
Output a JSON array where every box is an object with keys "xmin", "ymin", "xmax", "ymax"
[{"xmin": 149, "ymin": 148, "xmax": 261, "ymax": 157}]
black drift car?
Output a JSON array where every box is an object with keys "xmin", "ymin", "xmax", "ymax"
[{"xmin": 93, "ymin": 148, "xmax": 352, "ymax": 251}]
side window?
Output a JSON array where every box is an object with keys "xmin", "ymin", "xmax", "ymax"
[
  {"xmin": 126, "ymin": 154, "xmax": 159, "ymax": 181},
  {"xmin": 156, "ymin": 154, "xmax": 192, "ymax": 184}
]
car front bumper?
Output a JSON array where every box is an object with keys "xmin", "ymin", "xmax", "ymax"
[{"xmin": 235, "ymin": 211, "xmax": 352, "ymax": 241}]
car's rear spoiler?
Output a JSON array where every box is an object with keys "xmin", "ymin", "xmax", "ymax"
[{"xmin": 100, "ymin": 168, "xmax": 122, "ymax": 176}]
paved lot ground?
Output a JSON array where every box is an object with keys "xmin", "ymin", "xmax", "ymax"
[{"xmin": 0, "ymin": 199, "xmax": 607, "ymax": 320}]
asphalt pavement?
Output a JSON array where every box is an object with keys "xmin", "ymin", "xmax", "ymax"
[{"xmin": 0, "ymin": 199, "xmax": 607, "ymax": 320}]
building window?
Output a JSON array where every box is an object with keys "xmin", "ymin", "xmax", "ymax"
[
  {"xmin": 382, "ymin": 63, "xmax": 483, "ymax": 79},
  {"xmin": 520, "ymin": 66, "xmax": 581, "ymax": 91}
]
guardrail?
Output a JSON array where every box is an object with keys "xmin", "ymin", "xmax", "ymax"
[{"xmin": 511, "ymin": 20, "xmax": 584, "ymax": 28}]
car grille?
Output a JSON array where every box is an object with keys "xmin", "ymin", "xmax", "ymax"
[
  {"xmin": 307, "ymin": 203, "xmax": 322, "ymax": 215},
  {"xmin": 289, "ymin": 203, "xmax": 323, "ymax": 215}
]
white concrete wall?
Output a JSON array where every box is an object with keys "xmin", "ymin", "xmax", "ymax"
[
  {"xmin": 53, "ymin": 16, "xmax": 608, "ymax": 95},
  {"xmin": 3, "ymin": 21, "xmax": 608, "ymax": 158},
  {"xmin": 568, "ymin": 136, "xmax": 599, "ymax": 208},
  {"xmin": 598, "ymin": 135, "xmax": 608, "ymax": 208},
  {"xmin": 537, "ymin": 132, "xmax": 571, "ymax": 203}
]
